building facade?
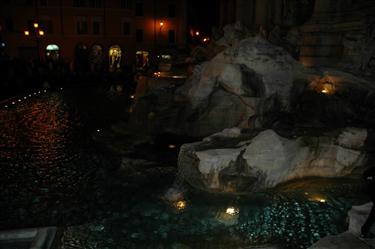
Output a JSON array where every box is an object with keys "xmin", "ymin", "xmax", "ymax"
[
  {"xmin": 219, "ymin": 0, "xmax": 314, "ymax": 30},
  {"xmin": 0, "ymin": 0, "xmax": 187, "ymax": 69}
]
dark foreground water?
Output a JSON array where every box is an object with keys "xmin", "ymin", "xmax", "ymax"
[{"xmin": 0, "ymin": 89, "xmax": 369, "ymax": 249}]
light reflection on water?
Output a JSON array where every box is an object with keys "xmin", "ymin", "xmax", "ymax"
[{"xmin": 0, "ymin": 92, "xmax": 100, "ymax": 228}]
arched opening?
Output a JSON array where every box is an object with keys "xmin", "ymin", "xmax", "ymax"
[
  {"xmin": 90, "ymin": 44, "xmax": 104, "ymax": 72},
  {"xmin": 109, "ymin": 45, "xmax": 122, "ymax": 72},
  {"xmin": 135, "ymin": 51, "xmax": 149, "ymax": 71},
  {"xmin": 157, "ymin": 54, "xmax": 172, "ymax": 71},
  {"xmin": 74, "ymin": 43, "xmax": 90, "ymax": 72},
  {"xmin": 45, "ymin": 44, "xmax": 60, "ymax": 61}
]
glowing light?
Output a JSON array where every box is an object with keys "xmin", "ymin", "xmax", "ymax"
[
  {"xmin": 33, "ymin": 92, "xmax": 37, "ymax": 95},
  {"xmin": 321, "ymin": 89, "xmax": 328, "ymax": 94},
  {"xmin": 153, "ymin": 71, "xmax": 161, "ymax": 77},
  {"xmin": 60, "ymin": 87, "xmax": 63, "ymax": 90},
  {"xmin": 4, "ymin": 105, "xmax": 8, "ymax": 108},
  {"xmin": 174, "ymin": 200, "xmax": 186, "ymax": 210},
  {"xmin": 168, "ymin": 144, "xmax": 176, "ymax": 149},
  {"xmin": 46, "ymin": 44, "xmax": 59, "ymax": 51},
  {"xmin": 97, "ymin": 129, "xmax": 101, "ymax": 132},
  {"xmin": 24, "ymin": 30, "xmax": 30, "ymax": 36},
  {"xmin": 11, "ymin": 102, "xmax": 15, "ymax": 105},
  {"xmin": 38, "ymin": 30, "xmax": 44, "ymax": 36},
  {"xmin": 172, "ymin": 75, "xmax": 187, "ymax": 79},
  {"xmin": 309, "ymin": 195, "xmax": 327, "ymax": 204},
  {"xmin": 38, "ymin": 91, "xmax": 41, "ymax": 94},
  {"xmin": 24, "ymin": 97, "xmax": 27, "ymax": 99},
  {"xmin": 130, "ymin": 95, "xmax": 135, "ymax": 99},
  {"xmin": 18, "ymin": 99, "xmax": 21, "ymax": 102},
  {"xmin": 195, "ymin": 31, "xmax": 200, "ymax": 36},
  {"xmin": 203, "ymin": 37, "xmax": 210, "ymax": 43},
  {"xmin": 33, "ymin": 23, "xmax": 39, "ymax": 28},
  {"xmin": 159, "ymin": 21, "xmax": 164, "ymax": 27},
  {"xmin": 29, "ymin": 94, "xmax": 32, "ymax": 97},
  {"xmin": 226, "ymin": 207, "xmax": 239, "ymax": 216}
]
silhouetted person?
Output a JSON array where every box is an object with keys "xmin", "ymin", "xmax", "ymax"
[{"xmin": 361, "ymin": 166, "xmax": 375, "ymax": 239}]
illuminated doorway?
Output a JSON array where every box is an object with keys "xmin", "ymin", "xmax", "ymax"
[
  {"xmin": 109, "ymin": 45, "xmax": 122, "ymax": 72},
  {"xmin": 90, "ymin": 44, "xmax": 104, "ymax": 72},
  {"xmin": 136, "ymin": 51, "xmax": 149, "ymax": 71},
  {"xmin": 158, "ymin": 54, "xmax": 172, "ymax": 71},
  {"xmin": 45, "ymin": 44, "xmax": 60, "ymax": 61}
]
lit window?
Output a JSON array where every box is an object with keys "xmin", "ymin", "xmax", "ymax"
[
  {"xmin": 136, "ymin": 51, "xmax": 149, "ymax": 70},
  {"xmin": 46, "ymin": 44, "xmax": 60, "ymax": 61},
  {"xmin": 109, "ymin": 45, "xmax": 122, "ymax": 72}
]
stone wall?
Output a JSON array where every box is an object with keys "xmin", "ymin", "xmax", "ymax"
[{"xmin": 300, "ymin": 0, "xmax": 375, "ymax": 74}]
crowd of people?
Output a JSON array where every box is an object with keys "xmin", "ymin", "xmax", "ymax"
[{"xmin": 0, "ymin": 51, "xmax": 136, "ymax": 100}]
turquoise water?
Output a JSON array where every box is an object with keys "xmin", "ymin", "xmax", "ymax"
[{"xmin": 60, "ymin": 178, "xmax": 366, "ymax": 249}]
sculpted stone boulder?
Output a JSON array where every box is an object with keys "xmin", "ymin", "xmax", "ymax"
[
  {"xmin": 177, "ymin": 127, "xmax": 367, "ymax": 193},
  {"xmin": 184, "ymin": 36, "xmax": 307, "ymax": 110},
  {"xmin": 348, "ymin": 202, "xmax": 375, "ymax": 236},
  {"xmin": 130, "ymin": 26, "xmax": 375, "ymax": 138},
  {"xmin": 308, "ymin": 203, "xmax": 375, "ymax": 249}
]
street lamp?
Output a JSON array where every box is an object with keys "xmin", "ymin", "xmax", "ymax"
[
  {"xmin": 24, "ymin": 22, "xmax": 45, "ymax": 61},
  {"xmin": 159, "ymin": 21, "xmax": 164, "ymax": 31}
]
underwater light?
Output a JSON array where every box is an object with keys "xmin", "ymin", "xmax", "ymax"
[
  {"xmin": 226, "ymin": 207, "xmax": 239, "ymax": 215},
  {"xmin": 174, "ymin": 200, "xmax": 186, "ymax": 210},
  {"xmin": 309, "ymin": 196, "xmax": 327, "ymax": 204}
]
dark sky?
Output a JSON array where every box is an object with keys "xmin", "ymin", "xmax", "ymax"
[{"xmin": 187, "ymin": 0, "xmax": 220, "ymax": 35}]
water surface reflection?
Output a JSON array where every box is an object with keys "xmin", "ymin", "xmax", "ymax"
[{"xmin": 0, "ymin": 91, "xmax": 102, "ymax": 228}]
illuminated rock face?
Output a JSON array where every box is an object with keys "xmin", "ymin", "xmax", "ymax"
[
  {"xmin": 178, "ymin": 127, "xmax": 367, "ymax": 193},
  {"xmin": 185, "ymin": 36, "xmax": 307, "ymax": 110}
]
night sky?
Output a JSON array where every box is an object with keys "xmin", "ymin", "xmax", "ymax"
[{"xmin": 187, "ymin": 0, "xmax": 220, "ymax": 36}]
